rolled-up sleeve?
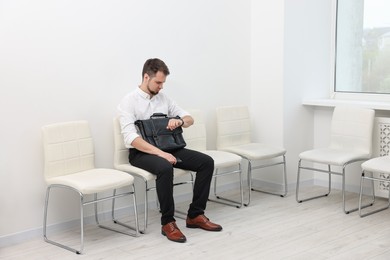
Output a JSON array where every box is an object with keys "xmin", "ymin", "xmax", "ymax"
[{"xmin": 117, "ymin": 97, "xmax": 139, "ymax": 148}]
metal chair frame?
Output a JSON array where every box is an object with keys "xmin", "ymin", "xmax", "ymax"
[
  {"xmin": 43, "ymin": 184, "xmax": 139, "ymax": 254},
  {"xmin": 296, "ymin": 158, "xmax": 374, "ymax": 214},
  {"xmin": 359, "ymin": 170, "xmax": 389, "ymax": 217},
  {"xmin": 244, "ymin": 155, "xmax": 288, "ymax": 206},
  {"xmin": 208, "ymin": 163, "xmax": 244, "ymax": 208}
]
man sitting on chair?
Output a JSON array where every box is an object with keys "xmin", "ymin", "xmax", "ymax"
[{"xmin": 117, "ymin": 58, "xmax": 222, "ymax": 243}]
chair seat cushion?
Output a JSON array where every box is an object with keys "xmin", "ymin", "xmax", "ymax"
[
  {"xmin": 221, "ymin": 143, "xmax": 286, "ymax": 160},
  {"xmin": 115, "ymin": 163, "xmax": 190, "ymax": 181},
  {"xmin": 201, "ymin": 150, "xmax": 242, "ymax": 168},
  {"xmin": 299, "ymin": 148, "xmax": 370, "ymax": 166},
  {"xmin": 115, "ymin": 164, "xmax": 156, "ymax": 181},
  {"xmin": 362, "ymin": 156, "xmax": 390, "ymax": 174},
  {"xmin": 46, "ymin": 168, "xmax": 134, "ymax": 194}
]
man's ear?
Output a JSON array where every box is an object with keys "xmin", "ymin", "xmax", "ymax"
[{"xmin": 143, "ymin": 73, "xmax": 149, "ymax": 82}]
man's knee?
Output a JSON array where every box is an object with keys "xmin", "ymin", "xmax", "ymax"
[
  {"xmin": 200, "ymin": 154, "xmax": 214, "ymax": 172},
  {"xmin": 156, "ymin": 163, "xmax": 174, "ymax": 180},
  {"xmin": 205, "ymin": 154, "xmax": 214, "ymax": 167}
]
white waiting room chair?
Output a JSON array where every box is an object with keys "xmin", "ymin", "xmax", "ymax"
[
  {"xmin": 359, "ymin": 155, "xmax": 390, "ymax": 217},
  {"xmin": 183, "ymin": 109, "xmax": 244, "ymax": 208},
  {"xmin": 216, "ymin": 105, "xmax": 287, "ymax": 206},
  {"xmin": 296, "ymin": 105, "xmax": 375, "ymax": 214},
  {"xmin": 42, "ymin": 120, "xmax": 139, "ymax": 255},
  {"xmin": 113, "ymin": 117, "xmax": 193, "ymax": 233}
]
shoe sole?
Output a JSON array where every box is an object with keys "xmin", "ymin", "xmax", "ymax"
[
  {"xmin": 186, "ymin": 224, "xmax": 222, "ymax": 231},
  {"xmin": 161, "ymin": 231, "xmax": 187, "ymax": 243}
]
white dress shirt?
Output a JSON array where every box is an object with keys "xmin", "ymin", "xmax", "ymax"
[{"xmin": 117, "ymin": 87, "xmax": 190, "ymax": 148}]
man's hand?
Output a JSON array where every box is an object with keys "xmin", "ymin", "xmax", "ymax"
[
  {"xmin": 131, "ymin": 137, "xmax": 179, "ymax": 164},
  {"xmin": 158, "ymin": 151, "xmax": 179, "ymax": 164},
  {"xmin": 166, "ymin": 118, "xmax": 183, "ymax": 130}
]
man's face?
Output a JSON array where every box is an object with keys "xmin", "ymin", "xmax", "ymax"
[{"xmin": 145, "ymin": 71, "xmax": 166, "ymax": 96}]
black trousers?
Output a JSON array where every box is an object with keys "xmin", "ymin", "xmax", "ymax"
[{"xmin": 129, "ymin": 148, "xmax": 214, "ymax": 225}]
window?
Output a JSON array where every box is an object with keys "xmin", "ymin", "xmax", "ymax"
[{"xmin": 335, "ymin": 0, "xmax": 390, "ymax": 95}]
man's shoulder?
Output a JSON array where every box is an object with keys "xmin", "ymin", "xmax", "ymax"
[{"xmin": 122, "ymin": 88, "xmax": 140, "ymax": 99}]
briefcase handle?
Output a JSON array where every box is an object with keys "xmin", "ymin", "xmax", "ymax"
[
  {"xmin": 150, "ymin": 113, "xmax": 168, "ymax": 119},
  {"xmin": 150, "ymin": 113, "xmax": 180, "ymax": 120}
]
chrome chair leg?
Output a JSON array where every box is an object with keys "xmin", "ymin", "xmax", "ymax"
[
  {"xmin": 359, "ymin": 171, "xmax": 386, "ymax": 217},
  {"xmin": 245, "ymin": 160, "xmax": 252, "ymax": 206},
  {"xmin": 246, "ymin": 155, "xmax": 287, "ymax": 206},
  {"xmin": 172, "ymin": 173, "xmax": 195, "ymax": 218},
  {"xmin": 106, "ymin": 186, "xmax": 140, "ymax": 235},
  {"xmin": 296, "ymin": 161, "xmax": 331, "ymax": 203},
  {"xmin": 208, "ymin": 164, "xmax": 244, "ymax": 208},
  {"xmin": 93, "ymin": 190, "xmax": 139, "ymax": 236},
  {"xmin": 251, "ymin": 155, "xmax": 288, "ymax": 197},
  {"xmin": 128, "ymin": 176, "xmax": 150, "ymax": 234},
  {"xmin": 342, "ymin": 165, "xmax": 374, "ymax": 214},
  {"xmin": 43, "ymin": 185, "xmax": 84, "ymax": 254},
  {"xmin": 143, "ymin": 181, "xmax": 149, "ymax": 233},
  {"xmin": 296, "ymin": 160, "xmax": 374, "ymax": 214},
  {"xmin": 44, "ymin": 184, "xmax": 139, "ymax": 255}
]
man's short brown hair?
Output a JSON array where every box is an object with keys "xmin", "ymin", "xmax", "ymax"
[{"xmin": 142, "ymin": 58, "xmax": 170, "ymax": 78}]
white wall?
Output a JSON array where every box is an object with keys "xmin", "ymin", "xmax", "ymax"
[
  {"xmin": 249, "ymin": 1, "xmax": 285, "ymax": 185},
  {"xmin": 283, "ymin": 0, "xmax": 334, "ymax": 185},
  {"xmin": 1, "ymin": 0, "xmax": 359, "ymax": 245},
  {"xmin": 249, "ymin": 0, "xmax": 334, "ymax": 186},
  {"xmin": 0, "ymin": 0, "xmax": 251, "ymax": 241},
  {"xmin": 251, "ymin": 1, "xmax": 284, "ymax": 147}
]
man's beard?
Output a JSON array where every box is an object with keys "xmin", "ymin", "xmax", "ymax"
[{"xmin": 147, "ymin": 84, "xmax": 159, "ymax": 96}]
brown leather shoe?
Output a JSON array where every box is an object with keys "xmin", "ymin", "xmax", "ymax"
[
  {"xmin": 161, "ymin": 221, "xmax": 187, "ymax": 243},
  {"xmin": 186, "ymin": 215, "xmax": 222, "ymax": 231}
]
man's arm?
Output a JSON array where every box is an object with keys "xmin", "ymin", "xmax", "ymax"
[
  {"xmin": 181, "ymin": 115, "xmax": 194, "ymax": 128},
  {"xmin": 166, "ymin": 115, "xmax": 194, "ymax": 130},
  {"xmin": 131, "ymin": 136, "xmax": 180, "ymax": 165},
  {"xmin": 131, "ymin": 115, "xmax": 193, "ymax": 164}
]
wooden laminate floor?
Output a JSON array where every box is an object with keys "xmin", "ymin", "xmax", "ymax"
[{"xmin": 2, "ymin": 188, "xmax": 390, "ymax": 260}]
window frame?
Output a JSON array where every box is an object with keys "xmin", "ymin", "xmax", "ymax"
[{"xmin": 331, "ymin": 0, "xmax": 390, "ymax": 102}]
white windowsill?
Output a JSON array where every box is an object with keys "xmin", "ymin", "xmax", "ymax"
[{"xmin": 302, "ymin": 99, "xmax": 390, "ymax": 111}]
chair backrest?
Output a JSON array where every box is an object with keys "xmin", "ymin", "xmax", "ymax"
[
  {"xmin": 216, "ymin": 105, "xmax": 251, "ymax": 149},
  {"xmin": 42, "ymin": 120, "xmax": 95, "ymax": 181},
  {"xmin": 182, "ymin": 109, "xmax": 207, "ymax": 151},
  {"xmin": 330, "ymin": 106, "xmax": 375, "ymax": 156},
  {"xmin": 113, "ymin": 117, "xmax": 131, "ymax": 167}
]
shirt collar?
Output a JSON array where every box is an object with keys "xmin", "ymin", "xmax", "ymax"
[{"xmin": 136, "ymin": 86, "xmax": 152, "ymax": 100}]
